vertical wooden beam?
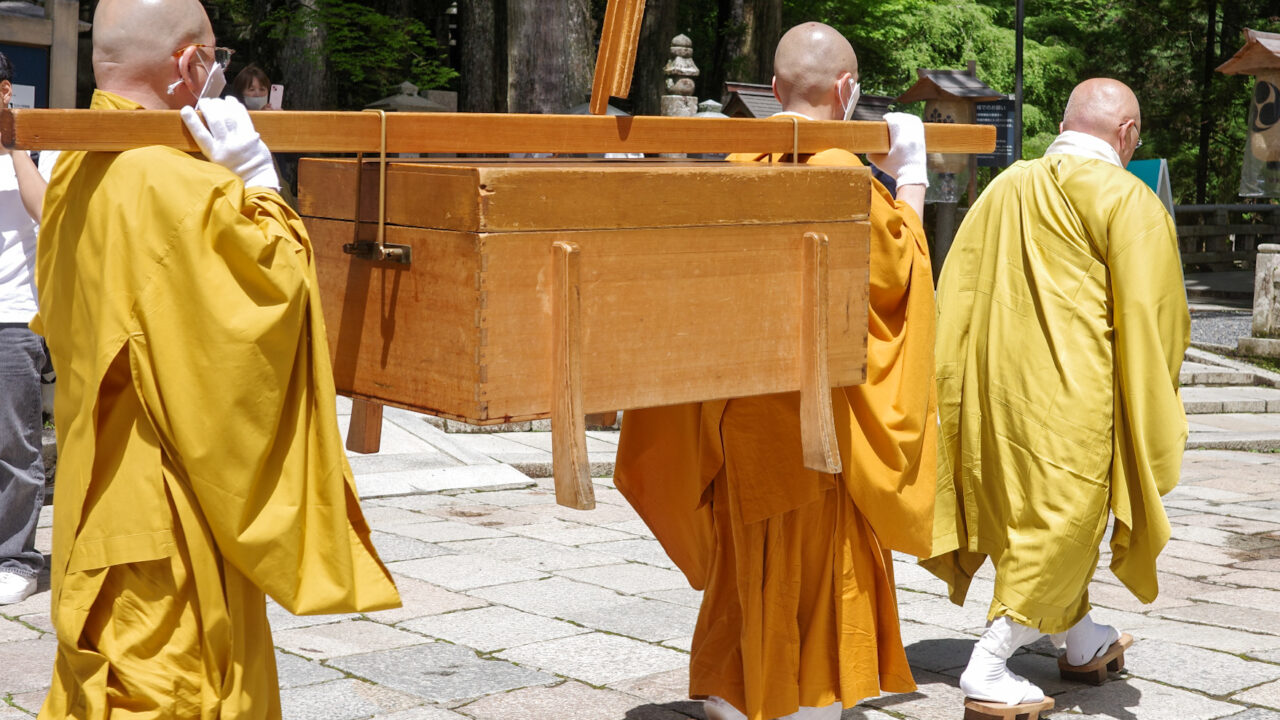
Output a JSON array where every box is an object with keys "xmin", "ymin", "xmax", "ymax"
[
  {"xmin": 48, "ymin": 0, "xmax": 79, "ymax": 109},
  {"xmin": 589, "ymin": 0, "xmax": 646, "ymax": 115},
  {"xmin": 799, "ymin": 232, "xmax": 842, "ymax": 475},
  {"xmin": 346, "ymin": 397, "xmax": 384, "ymax": 454},
  {"xmin": 551, "ymin": 241, "xmax": 595, "ymax": 509}
]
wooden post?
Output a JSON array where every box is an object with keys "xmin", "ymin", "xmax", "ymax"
[
  {"xmin": 590, "ymin": 0, "xmax": 646, "ymax": 115},
  {"xmin": 346, "ymin": 398, "xmax": 384, "ymax": 454},
  {"xmin": 551, "ymin": 241, "xmax": 596, "ymax": 510},
  {"xmin": 799, "ymin": 232, "xmax": 842, "ymax": 475}
]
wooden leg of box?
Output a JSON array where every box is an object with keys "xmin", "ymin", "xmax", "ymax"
[
  {"xmin": 551, "ymin": 241, "xmax": 596, "ymax": 510},
  {"xmin": 346, "ymin": 397, "xmax": 384, "ymax": 454},
  {"xmin": 800, "ymin": 232, "xmax": 842, "ymax": 475}
]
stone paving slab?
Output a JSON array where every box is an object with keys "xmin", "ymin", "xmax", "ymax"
[
  {"xmin": 437, "ymin": 536, "xmax": 620, "ymax": 572},
  {"xmin": 456, "ymin": 680, "xmax": 684, "ymax": 720},
  {"xmin": 388, "ymin": 554, "xmax": 548, "ymax": 591},
  {"xmin": 280, "ymin": 678, "xmax": 426, "ymax": 720},
  {"xmin": 273, "ymin": 619, "xmax": 428, "ymax": 660},
  {"xmin": 466, "ymin": 576, "xmax": 635, "ymax": 618},
  {"xmin": 1123, "ymin": 638, "xmax": 1280, "ymax": 695},
  {"xmin": 327, "ymin": 643, "xmax": 557, "ymax": 704},
  {"xmin": 495, "ymin": 632, "xmax": 689, "ymax": 686},
  {"xmin": 562, "ymin": 598, "xmax": 700, "ymax": 643},
  {"xmin": 1054, "ymin": 678, "xmax": 1244, "ymax": 719},
  {"xmin": 400, "ymin": 606, "xmax": 586, "ymax": 652}
]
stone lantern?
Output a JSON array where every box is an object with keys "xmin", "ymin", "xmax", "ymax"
[
  {"xmin": 1217, "ymin": 28, "xmax": 1280, "ymax": 198},
  {"xmin": 896, "ymin": 66, "xmax": 1002, "ymax": 203}
]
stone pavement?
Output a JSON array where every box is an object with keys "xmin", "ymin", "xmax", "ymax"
[{"xmin": 5, "ymin": 402, "xmax": 1280, "ymax": 719}]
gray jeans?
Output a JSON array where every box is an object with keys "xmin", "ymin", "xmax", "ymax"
[{"xmin": 0, "ymin": 325, "xmax": 46, "ymax": 577}]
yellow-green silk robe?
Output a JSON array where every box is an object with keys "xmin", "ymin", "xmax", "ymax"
[
  {"xmin": 33, "ymin": 90, "xmax": 400, "ymax": 719},
  {"xmin": 923, "ymin": 151, "xmax": 1189, "ymax": 633}
]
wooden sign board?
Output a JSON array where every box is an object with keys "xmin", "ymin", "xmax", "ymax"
[{"xmin": 298, "ymin": 159, "xmax": 871, "ymax": 506}]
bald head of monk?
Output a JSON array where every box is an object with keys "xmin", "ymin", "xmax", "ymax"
[
  {"xmin": 772, "ymin": 22, "xmax": 858, "ymax": 121},
  {"xmin": 1060, "ymin": 78, "xmax": 1143, "ymax": 165},
  {"xmin": 92, "ymin": 0, "xmax": 216, "ymax": 110}
]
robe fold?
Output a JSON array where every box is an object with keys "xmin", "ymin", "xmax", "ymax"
[
  {"xmin": 33, "ymin": 90, "xmax": 400, "ymax": 719},
  {"xmin": 614, "ymin": 143, "xmax": 939, "ymax": 720},
  {"xmin": 922, "ymin": 150, "xmax": 1189, "ymax": 634}
]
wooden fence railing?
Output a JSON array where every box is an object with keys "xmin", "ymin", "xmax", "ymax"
[{"xmin": 1176, "ymin": 203, "xmax": 1280, "ymax": 271}]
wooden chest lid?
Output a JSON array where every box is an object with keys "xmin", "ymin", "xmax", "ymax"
[{"xmin": 298, "ymin": 159, "xmax": 871, "ymax": 233}]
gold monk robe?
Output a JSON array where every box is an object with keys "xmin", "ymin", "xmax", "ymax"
[
  {"xmin": 615, "ymin": 146, "xmax": 940, "ymax": 720},
  {"xmin": 923, "ymin": 152, "xmax": 1189, "ymax": 634},
  {"xmin": 32, "ymin": 90, "xmax": 400, "ymax": 719}
]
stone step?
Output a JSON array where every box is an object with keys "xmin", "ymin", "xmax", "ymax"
[
  {"xmin": 1188, "ymin": 412, "xmax": 1280, "ymax": 451},
  {"xmin": 1181, "ymin": 361, "xmax": 1259, "ymax": 386},
  {"xmin": 1182, "ymin": 386, "xmax": 1280, "ymax": 414}
]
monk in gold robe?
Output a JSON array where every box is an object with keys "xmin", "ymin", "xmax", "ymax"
[
  {"xmin": 924, "ymin": 79, "xmax": 1189, "ymax": 711},
  {"xmin": 33, "ymin": 1, "xmax": 399, "ymax": 717},
  {"xmin": 614, "ymin": 23, "xmax": 940, "ymax": 720}
]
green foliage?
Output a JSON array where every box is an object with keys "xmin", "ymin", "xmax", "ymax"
[
  {"xmin": 203, "ymin": 0, "xmax": 456, "ymax": 110},
  {"xmin": 267, "ymin": 0, "xmax": 457, "ymax": 108},
  {"xmin": 773, "ymin": 0, "xmax": 1280, "ymax": 204}
]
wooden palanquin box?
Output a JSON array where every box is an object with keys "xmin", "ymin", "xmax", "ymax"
[{"xmin": 297, "ymin": 159, "xmax": 871, "ymax": 425}]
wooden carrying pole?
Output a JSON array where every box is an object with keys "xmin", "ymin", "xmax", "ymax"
[
  {"xmin": 0, "ymin": 109, "xmax": 996, "ymax": 156},
  {"xmin": 589, "ymin": 0, "xmax": 646, "ymax": 115}
]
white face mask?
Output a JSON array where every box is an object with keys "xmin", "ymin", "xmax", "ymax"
[
  {"xmin": 243, "ymin": 95, "xmax": 268, "ymax": 110},
  {"xmin": 166, "ymin": 52, "xmax": 226, "ymax": 100},
  {"xmin": 840, "ymin": 78, "xmax": 861, "ymax": 121}
]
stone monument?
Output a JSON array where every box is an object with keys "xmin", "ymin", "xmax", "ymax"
[
  {"xmin": 1240, "ymin": 244, "xmax": 1280, "ymax": 358},
  {"xmin": 661, "ymin": 35, "xmax": 699, "ymax": 118}
]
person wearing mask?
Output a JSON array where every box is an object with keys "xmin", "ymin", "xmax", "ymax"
[
  {"xmin": 613, "ymin": 22, "xmax": 941, "ymax": 720},
  {"xmin": 0, "ymin": 51, "xmax": 51, "ymax": 608},
  {"xmin": 230, "ymin": 63, "xmax": 275, "ymax": 109},
  {"xmin": 925, "ymin": 78, "xmax": 1188, "ymax": 718},
  {"xmin": 34, "ymin": 0, "xmax": 399, "ymax": 716}
]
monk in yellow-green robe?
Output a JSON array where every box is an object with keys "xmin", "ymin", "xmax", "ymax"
[
  {"xmin": 615, "ymin": 23, "xmax": 943, "ymax": 720},
  {"xmin": 33, "ymin": 2, "xmax": 398, "ymax": 717},
  {"xmin": 924, "ymin": 79, "xmax": 1189, "ymax": 710}
]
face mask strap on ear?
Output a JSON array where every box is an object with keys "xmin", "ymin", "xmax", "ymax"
[{"xmin": 841, "ymin": 80, "xmax": 861, "ymax": 121}]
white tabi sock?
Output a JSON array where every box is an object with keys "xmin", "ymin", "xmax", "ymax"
[
  {"xmin": 703, "ymin": 696, "xmax": 747, "ymax": 720},
  {"xmin": 959, "ymin": 616, "xmax": 1046, "ymax": 704},
  {"xmin": 1063, "ymin": 612, "xmax": 1121, "ymax": 667}
]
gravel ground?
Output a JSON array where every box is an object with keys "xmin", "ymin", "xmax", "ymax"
[{"xmin": 1190, "ymin": 308, "xmax": 1252, "ymax": 349}]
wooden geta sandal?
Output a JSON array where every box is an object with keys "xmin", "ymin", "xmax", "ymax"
[
  {"xmin": 963, "ymin": 696, "xmax": 1055, "ymax": 720},
  {"xmin": 1057, "ymin": 632, "xmax": 1133, "ymax": 685}
]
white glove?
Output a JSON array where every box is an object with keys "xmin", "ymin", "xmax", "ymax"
[
  {"xmin": 867, "ymin": 112, "xmax": 928, "ymax": 188},
  {"xmin": 180, "ymin": 97, "xmax": 280, "ymax": 190}
]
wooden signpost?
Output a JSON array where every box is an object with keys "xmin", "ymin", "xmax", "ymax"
[{"xmin": 0, "ymin": 0, "xmax": 996, "ymax": 511}]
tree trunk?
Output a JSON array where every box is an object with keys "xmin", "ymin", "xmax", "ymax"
[
  {"xmin": 1195, "ymin": 0, "xmax": 1218, "ymax": 204},
  {"xmin": 506, "ymin": 0, "xmax": 594, "ymax": 114},
  {"xmin": 277, "ymin": 0, "xmax": 329, "ymax": 109},
  {"xmin": 631, "ymin": 0, "xmax": 681, "ymax": 116},
  {"xmin": 459, "ymin": 0, "xmax": 503, "ymax": 112},
  {"xmin": 708, "ymin": 0, "xmax": 780, "ymax": 102}
]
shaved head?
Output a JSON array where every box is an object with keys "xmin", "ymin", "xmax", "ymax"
[
  {"xmin": 773, "ymin": 22, "xmax": 857, "ymax": 118},
  {"xmin": 1061, "ymin": 78, "xmax": 1143, "ymax": 163},
  {"xmin": 93, "ymin": 0, "xmax": 213, "ymax": 108}
]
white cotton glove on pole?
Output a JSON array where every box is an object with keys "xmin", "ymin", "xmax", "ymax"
[
  {"xmin": 180, "ymin": 97, "xmax": 280, "ymax": 190},
  {"xmin": 867, "ymin": 111, "xmax": 929, "ymax": 188}
]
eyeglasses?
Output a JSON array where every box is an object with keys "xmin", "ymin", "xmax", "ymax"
[{"xmin": 171, "ymin": 44, "xmax": 235, "ymax": 69}]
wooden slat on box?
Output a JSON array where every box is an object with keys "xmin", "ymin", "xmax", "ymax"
[
  {"xmin": 309, "ymin": 217, "xmax": 869, "ymax": 424},
  {"xmin": 298, "ymin": 159, "xmax": 872, "ymax": 232},
  {"xmin": 1, "ymin": 108, "xmax": 996, "ymax": 155}
]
